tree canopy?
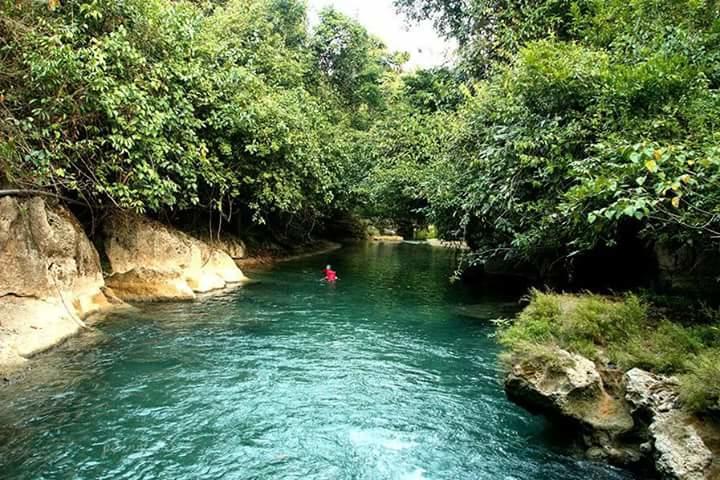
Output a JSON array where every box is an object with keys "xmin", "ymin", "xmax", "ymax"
[
  {"xmin": 3, "ymin": 0, "xmax": 720, "ymax": 272},
  {"xmin": 0, "ymin": 0, "xmax": 398, "ymax": 236},
  {"xmin": 387, "ymin": 0, "xmax": 720, "ymax": 275}
]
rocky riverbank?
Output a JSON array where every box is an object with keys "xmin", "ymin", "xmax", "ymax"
[
  {"xmin": 235, "ymin": 240, "xmax": 342, "ymax": 269},
  {"xmin": 0, "ymin": 196, "xmax": 248, "ymax": 377},
  {"xmin": 103, "ymin": 213, "xmax": 247, "ymax": 302},
  {"xmin": 505, "ymin": 347, "xmax": 718, "ymax": 479},
  {"xmin": 501, "ymin": 292, "xmax": 720, "ymax": 480}
]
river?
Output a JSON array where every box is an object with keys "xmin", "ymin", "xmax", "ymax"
[{"xmin": 0, "ymin": 242, "xmax": 634, "ymax": 479}]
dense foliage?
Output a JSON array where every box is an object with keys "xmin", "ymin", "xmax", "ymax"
[
  {"xmin": 394, "ymin": 0, "xmax": 582, "ymax": 76},
  {"xmin": 390, "ymin": 0, "xmax": 720, "ymax": 276},
  {"xmin": 0, "ymin": 0, "xmax": 395, "ymax": 237},
  {"xmin": 351, "ymin": 67, "xmax": 462, "ymax": 236},
  {"xmin": 4, "ymin": 0, "xmax": 720, "ymax": 270}
]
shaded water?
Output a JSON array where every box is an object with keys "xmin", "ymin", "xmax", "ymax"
[{"xmin": 0, "ymin": 243, "xmax": 634, "ymax": 479}]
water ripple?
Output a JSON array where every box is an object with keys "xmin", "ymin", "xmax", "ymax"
[{"xmin": 0, "ymin": 244, "xmax": 635, "ymax": 480}]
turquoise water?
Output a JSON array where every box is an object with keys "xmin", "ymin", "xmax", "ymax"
[{"xmin": 0, "ymin": 243, "xmax": 634, "ymax": 480}]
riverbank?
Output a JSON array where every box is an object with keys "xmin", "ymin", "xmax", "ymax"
[
  {"xmin": 236, "ymin": 240, "xmax": 342, "ymax": 269},
  {"xmin": 499, "ymin": 291, "xmax": 720, "ymax": 479},
  {"xmin": 0, "ymin": 194, "xmax": 350, "ymax": 380},
  {"xmin": 0, "ymin": 196, "xmax": 115, "ymax": 379},
  {"xmin": 0, "ymin": 197, "xmax": 251, "ymax": 379}
]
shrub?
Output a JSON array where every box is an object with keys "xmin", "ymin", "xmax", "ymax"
[
  {"xmin": 414, "ymin": 225, "xmax": 438, "ymax": 240},
  {"xmin": 680, "ymin": 350, "xmax": 720, "ymax": 414},
  {"xmin": 611, "ymin": 321, "xmax": 705, "ymax": 374},
  {"xmin": 499, "ymin": 290, "xmax": 561, "ymax": 347},
  {"xmin": 500, "ymin": 290, "xmax": 647, "ymax": 360}
]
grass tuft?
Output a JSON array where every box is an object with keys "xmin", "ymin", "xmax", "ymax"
[{"xmin": 680, "ymin": 350, "xmax": 720, "ymax": 413}]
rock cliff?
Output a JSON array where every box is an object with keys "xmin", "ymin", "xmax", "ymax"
[
  {"xmin": 0, "ymin": 196, "xmax": 113, "ymax": 373},
  {"xmin": 103, "ymin": 213, "xmax": 247, "ymax": 301}
]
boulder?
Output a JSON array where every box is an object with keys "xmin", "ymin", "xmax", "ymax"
[
  {"xmin": 506, "ymin": 348, "xmax": 635, "ymax": 433},
  {"xmin": 0, "ymin": 196, "xmax": 113, "ymax": 373},
  {"xmin": 103, "ymin": 213, "xmax": 247, "ymax": 301},
  {"xmin": 625, "ymin": 368, "xmax": 679, "ymax": 415},
  {"xmin": 651, "ymin": 413, "xmax": 713, "ymax": 480},
  {"xmin": 505, "ymin": 347, "xmax": 638, "ymax": 465},
  {"xmin": 506, "ymin": 351, "xmax": 717, "ymax": 479},
  {"xmin": 184, "ymin": 269, "xmax": 226, "ymax": 294},
  {"xmin": 205, "ymin": 249, "xmax": 246, "ymax": 283},
  {"xmin": 625, "ymin": 369, "xmax": 714, "ymax": 480}
]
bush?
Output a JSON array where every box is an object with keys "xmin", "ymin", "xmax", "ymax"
[
  {"xmin": 499, "ymin": 290, "xmax": 561, "ymax": 347},
  {"xmin": 680, "ymin": 350, "xmax": 720, "ymax": 414},
  {"xmin": 500, "ymin": 290, "xmax": 647, "ymax": 360},
  {"xmin": 414, "ymin": 225, "xmax": 438, "ymax": 240},
  {"xmin": 612, "ymin": 321, "xmax": 706, "ymax": 374}
]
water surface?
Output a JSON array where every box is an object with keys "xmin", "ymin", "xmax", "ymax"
[{"xmin": 0, "ymin": 242, "xmax": 633, "ymax": 479}]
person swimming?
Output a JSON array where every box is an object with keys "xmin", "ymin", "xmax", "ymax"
[{"xmin": 323, "ymin": 264, "xmax": 338, "ymax": 282}]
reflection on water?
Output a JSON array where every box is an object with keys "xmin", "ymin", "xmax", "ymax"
[{"xmin": 0, "ymin": 243, "xmax": 634, "ymax": 480}]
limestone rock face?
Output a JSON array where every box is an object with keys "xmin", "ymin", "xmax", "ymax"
[
  {"xmin": 652, "ymin": 413, "xmax": 713, "ymax": 480},
  {"xmin": 0, "ymin": 196, "xmax": 103, "ymax": 299},
  {"xmin": 654, "ymin": 241, "xmax": 720, "ymax": 294},
  {"xmin": 625, "ymin": 368, "xmax": 679, "ymax": 414},
  {"xmin": 506, "ymin": 348, "xmax": 638, "ymax": 466},
  {"xmin": 205, "ymin": 249, "xmax": 246, "ymax": 283},
  {"xmin": 0, "ymin": 196, "xmax": 112, "ymax": 373},
  {"xmin": 206, "ymin": 235, "xmax": 246, "ymax": 259},
  {"xmin": 103, "ymin": 213, "xmax": 246, "ymax": 301},
  {"xmin": 184, "ymin": 270, "xmax": 225, "ymax": 294},
  {"xmin": 104, "ymin": 213, "xmax": 201, "ymax": 275},
  {"xmin": 624, "ymin": 369, "xmax": 713, "ymax": 480},
  {"xmin": 105, "ymin": 268, "xmax": 195, "ymax": 302},
  {"xmin": 506, "ymin": 348, "xmax": 634, "ymax": 433},
  {"xmin": 506, "ymin": 352, "xmax": 716, "ymax": 479}
]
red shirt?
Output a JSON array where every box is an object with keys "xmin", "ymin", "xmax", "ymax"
[{"xmin": 324, "ymin": 269, "xmax": 337, "ymax": 282}]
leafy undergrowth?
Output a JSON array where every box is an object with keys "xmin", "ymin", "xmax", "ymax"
[{"xmin": 499, "ymin": 290, "xmax": 720, "ymax": 414}]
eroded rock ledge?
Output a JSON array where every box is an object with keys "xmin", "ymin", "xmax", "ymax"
[
  {"xmin": 103, "ymin": 213, "xmax": 247, "ymax": 302},
  {"xmin": 505, "ymin": 347, "xmax": 716, "ymax": 479},
  {"xmin": 0, "ymin": 196, "xmax": 115, "ymax": 373},
  {"xmin": 0, "ymin": 197, "xmax": 250, "ymax": 375}
]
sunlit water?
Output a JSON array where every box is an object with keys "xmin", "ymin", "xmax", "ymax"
[{"xmin": 0, "ymin": 243, "xmax": 634, "ymax": 479}]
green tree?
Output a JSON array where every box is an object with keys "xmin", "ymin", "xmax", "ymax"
[
  {"xmin": 310, "ymin": 8, "xmax": 390, "ymax": 111},
  {"xmin": 394, "ymin": 0, "xmax": 587, "ymax": 76}
]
